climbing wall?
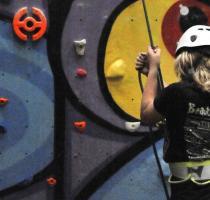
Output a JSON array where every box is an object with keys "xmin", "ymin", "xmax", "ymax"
[
  {"xmin": 55, "ymin": 0, "xmax": 210, "ymax": 199},
  {"xmin": 0, "ymin": 1, "xmax": 56, "ymax": 199},
  {"xmin": 0, "ymin": 0, "xmax": 210, "ymax": 199}
]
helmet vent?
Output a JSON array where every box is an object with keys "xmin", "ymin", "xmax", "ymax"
[
  {"xmin": 198, "ymin": 28, "xmax": 204, "ymax": 30},
  {"xmin": 206, "ymin": 28, "xmax": 210, "ymax": 31},
  {"xmin": 190, "ymin": 35, "xmax": 197, "ymax": 42}
]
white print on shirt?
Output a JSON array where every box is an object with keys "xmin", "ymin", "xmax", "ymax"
[
  {"xmin": 188, "ymin": 102, "xmax": 210, "ymax": 116},
  {"xmin": 184, "ymin": 102, "xmax": 210, "ymax": 161}
]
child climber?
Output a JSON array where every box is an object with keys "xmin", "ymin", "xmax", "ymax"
[{"xmin": 136, "ymin": 25, "xmax": 210, "ymax": 200}]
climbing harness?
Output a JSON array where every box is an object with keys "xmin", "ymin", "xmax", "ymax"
[
  {"xmin": 169, "ymin": 162, "xmax": 210, "ymax": 185},
  {"xmin": 139, "ymin": 1, "xmax": 170, "ymax": 199}
]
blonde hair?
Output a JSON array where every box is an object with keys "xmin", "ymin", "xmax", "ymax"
[{"xmin": 175, "ymin": 49, "xmax": 210, "ymax": 92}]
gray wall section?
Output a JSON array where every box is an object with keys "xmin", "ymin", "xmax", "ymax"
[
  {"xmin": 64, "ymin": 100, "xmax": 148, "ymax": 199},
  {"xmin": 61, "ymin": 0, "xmax": 147, "ymax": 131},
  {"xmin": 61, "ymin": 0, "xmax": 153, "ymax": 199}
]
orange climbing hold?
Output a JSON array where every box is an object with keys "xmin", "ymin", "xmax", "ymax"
[
  {"xmin": 13, "ymin": 7, "xmax": 47, "ymax": 41},
  {"xmin": 47, "ymin": 177, "xmax": 57, "ymax": 186},
  {"xmin": 73, "ymin": 121, "xmax": 87, "ymax": 132}
]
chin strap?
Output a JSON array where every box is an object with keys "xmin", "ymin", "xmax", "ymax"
[{"xmin": 140, "ymin": 1, "xmax": 170, "ymax": 199}]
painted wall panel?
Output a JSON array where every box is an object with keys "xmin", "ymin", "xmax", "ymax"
[{"xmin": 0, "ymin": 10, "xmax": 54, "ymax": 191}]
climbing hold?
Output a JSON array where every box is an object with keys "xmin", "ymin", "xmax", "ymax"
[
  {"xmin": 179, "ymin": 4, "xmax": 189, "ymax": 16},
  {"xmin": 76, "ymin": 68, "xmax": 87, "ymax": 77},
  {"xmin": 47, "ymin": 177, "xmax": 57, "ymax": 186},
  {"xmin": 73, "ymin": 121, "xmax": 87, "ymax": 132},
  {"xmin": 0, "ymin": 98, "xmax": 9, "ymax": 106},
  {"xmin": 125, "ymin": 122, "xmax": 140, "ymax": 133},
  {"xmin": 13, "ymin": 7, "xmax": 47, "ymax": 41},
  {"xmin": 106, "ymin": 59, "xmax": 126, "ymax": 79},
  {"xmin": 74, "ymin": 39, "xmax": 87, "ymax": 55}
]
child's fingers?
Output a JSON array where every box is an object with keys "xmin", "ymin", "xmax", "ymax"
[
  {"xmin": 136, "ymin": 52, "xmax": 149, "ymax": 75},
  {"xmin": 135, "ymin": 65, "xmax": 145, "ymax": 70},
  {"xmin": 137, "ymin": 60, "xmax": 148, "ymax": 66},
  {"xmin": 136, "ymin": 64, "xmax": 143, "ymax": 69},
  {"xmin": 136, "ymin": 61, "xmax": 144, "ymax": 67},
  {"xmin": 136, "ymin": 59, "xmax": 148, "ymax": 66},
  {"xmin": 136, "ymin": 60, "xmax": 146, "ymax": 67},
  {"xmin": 138, "ymin": 53, "xmax": 148, "ymax": 59},
  {"xmin": 136, "ymin": 56, "xmax": 148, "ymax": 63},
  {"xmin": 139, "ymin": 52, "xmax": 147, "ymax": 56},
  {"xmin": 139, "ymin": 56, "xmax": 148, "ymax": 62}
]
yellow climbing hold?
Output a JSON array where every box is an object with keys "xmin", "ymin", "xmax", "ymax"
[{"xmin": 106, "ymin": 59, "xmax": 126, "ymax": 79}]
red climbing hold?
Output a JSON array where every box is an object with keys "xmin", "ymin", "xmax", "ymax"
[
  {"xmin": 0, "ymin": 98, "xmax": 9, "ymax": 106},
  {"xmin": 76, "ymin": 68, "xmax": 87, "ymax": 77},
  {"xmin": 73, "ymin": 121, "xmax": 87, "ymax": 132}
]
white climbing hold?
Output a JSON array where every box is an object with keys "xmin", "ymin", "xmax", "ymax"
[
  {"xmin": 179, "ymin": 4, "xmax": 189, "ymax": 16},
  {"xmin": 74, "ymin": 39, "xmax": 87, "ymax": 56},
  {"xmin": 125, "ymin": 122, "xmax": 140, "ymax": 132}
]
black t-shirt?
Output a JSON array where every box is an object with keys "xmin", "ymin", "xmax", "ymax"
[{"xmin": 154, "ymin": 81, "xmax": 210, "ymax": 163}]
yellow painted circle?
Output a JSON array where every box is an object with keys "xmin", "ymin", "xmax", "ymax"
[{"xmin": 104, "ymin": 0, "xmax": 178, "ymax": 119}]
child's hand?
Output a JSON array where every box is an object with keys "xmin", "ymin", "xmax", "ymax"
[
  {"xmin": 135, "ymin": 52, "xmax": 149, "ymax": 76},
  {"xmin": 147, "ymin": 46, "xmax": 161, "ymax": 68}
]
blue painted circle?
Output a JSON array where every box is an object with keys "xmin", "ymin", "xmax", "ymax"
[{"xmin": 0, "ymin": 88, "xmax": 28, "ymax": 152}]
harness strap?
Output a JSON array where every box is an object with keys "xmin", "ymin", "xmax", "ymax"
[
  {"xmin": 168, "ymin": 174, "xmax": 191, "ymax": 184},
  {"xmin": 169, "ymin": 163, "xmax": 210, "ymax": 185}
]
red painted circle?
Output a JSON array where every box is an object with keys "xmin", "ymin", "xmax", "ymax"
[{"xmin": 162, "ymin": 0, "xmax": 210, "ymax": 57}]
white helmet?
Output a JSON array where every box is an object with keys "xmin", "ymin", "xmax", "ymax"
[{"xmin": 176, "ymin": 25, "xmax": 210, "ymax": 54}]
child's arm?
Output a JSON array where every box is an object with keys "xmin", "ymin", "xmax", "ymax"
[{"xmin": 140, "ymin": 46, "xmax": 163, "ymax": 125}]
